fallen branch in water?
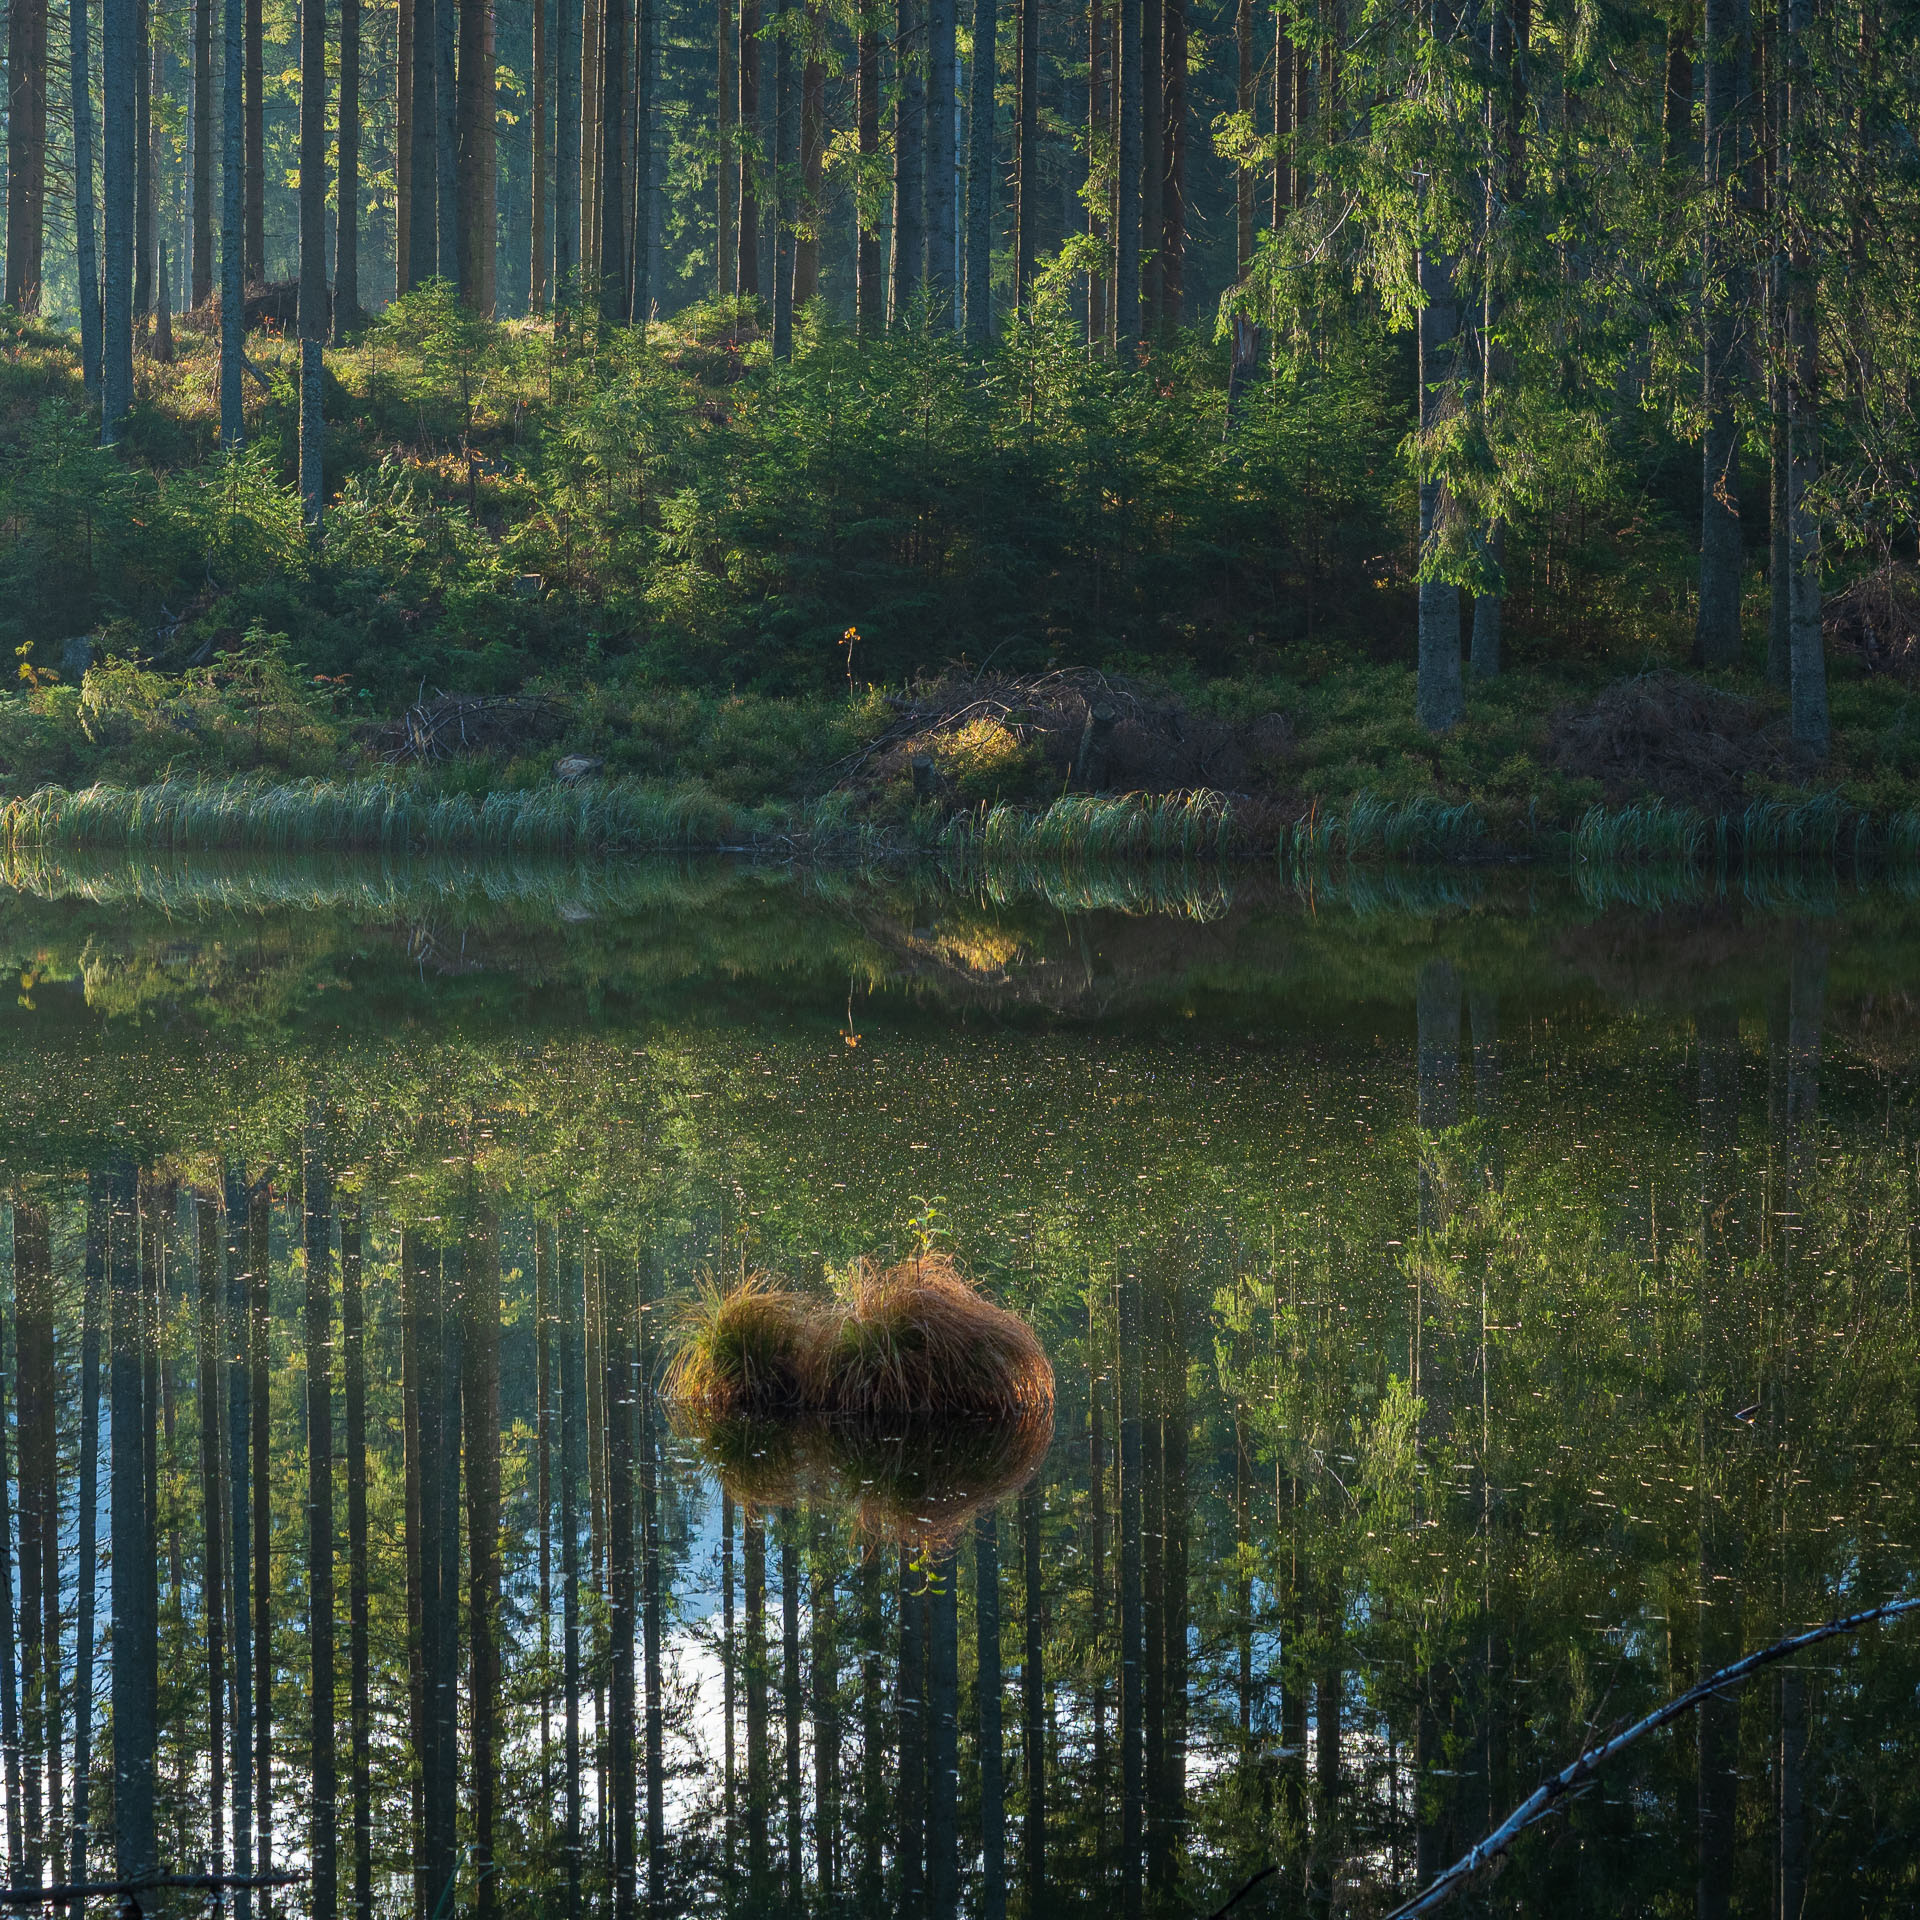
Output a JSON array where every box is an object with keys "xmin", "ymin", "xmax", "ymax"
[
  {"xmin": 1387, "ymin": 1592, "xmax": 1920, "ymax": 1919},
  {"xmin": 0, "ymin": 1873, "xmax": 308, "ymax": 1908}
]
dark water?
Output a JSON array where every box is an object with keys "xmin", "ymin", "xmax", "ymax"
[{"xmin": 1, "ymin": 858, "xmax": 1917, "ymax": 1918}]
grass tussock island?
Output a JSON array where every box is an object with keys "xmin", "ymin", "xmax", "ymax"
[{"xmin": 662, "ymin": 1256, "xmax": 1055, "ymax": 1423}]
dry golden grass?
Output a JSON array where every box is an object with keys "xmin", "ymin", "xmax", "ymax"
[{"xmin": 662, "ymin": 1253, "xmax": 1053, "ymax": 1423}]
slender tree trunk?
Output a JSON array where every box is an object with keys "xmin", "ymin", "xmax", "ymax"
[
  {"xmin": 534, "ymin": 1225, "xmax": 554, "ymax": 1838},
  {"xmin": 639, "ymin": 1268, "xmax": 665, "ymax": 1902},
  {"xmin": 600, "ymin": 0, "xmax": 632, "ymax": 319},
  {"xmin": 399, "ymin": 1235, "xmax": 426, "ymax": 1920},
  {"xmin": 301, "ymin": 1140, "xmax": 337, "ymax": 1920},
  {"xmin": 1695, "ymin": 0, "xmax": 1750, "ymax": 665},
  {"xmin": 397, "ymin": 0, "xmax": 414, "ymax": 287},
  {"xmin": 195, "ymin": 1196, "xmax": 228, "ymax": 1883},
  {"xmin": 463, "ymin": 1210, "xmax": 502, "ymax": 1920},
  {"xmin": 556, "ymin": 0, "xmax": 580, "ymax": 294},
  {"xmin": 15, "ymin": 1205, "xmax": 52, "ymax": 1886},
  {"xmin": 299, "ymin": 0, "xmax": 328, "ymax": 535},
  {"xmin": 744, "ymin": 1512, "xmax": 769, "ymax": 1895},
  {"xmin": 793, "ymin": 20, "xmax": 825, "ymax": 306},
  {"xmin": 924, "ymin": 0, "xmax": 957, "ymax": 324},
  {"xmin": 977, "ymin": 1511, "xmax": 1005, "ymax": 1920},
  {"xmin": 191, "ymin": 0, "xmax": 215, "ymax": 303},
  {"xmin": 809, "ymin": 1517, "xmax": 838, "ymax": 1900},
  {"xmin": 135, "ymin": 3, "xmax": 154, "ymax": 323},
  {"xmin": 964, "ymin": 0, "xmax": 994, "ymax": 339},
  {"xmin": 435, "ymin": 0, "xmax": 459, "ymax": 280},
  {"xmin": 722, "ymin": 1494, "xmax": 736, "ymax": 1869},
  {"xmin": 6, "ymin": 0, "xmax": 50, "ymax": 311},
  {"xmin": 583, "ymin": 0, "xmax": 602, "ymax": 283},
  {"xmin": 1274, "ymin": 10, "xmax": 1293, "ymax": 222},
  {"xmin": 245, "ymin": 0, "xmax": 265, "ymax": 280},
  {"xmin": 457, "ymin": 0, "xmax": 495, "ymax": 308},
  {"xmin": 737, "ymin": 0, "xmax": 761, "ymax": 295},
  {"xmin": 69, "ymin": 1184, "xmax": 106, "ymax": 1888},
  {"xmin": 897, "ymin": 1550, "xmax": 925, "ymax": 1908},
  {"xmin": 0, "ymin": 1226, "xmax": 21, "ymax": 1885},
  {"xmin": 1138, "ymin": 0, "xmax": 1159, "ymax": 321},
  {"xmin": 604, "ymin": 1258, "xmax": 638, "ymax": 1920},
  {"xmin": 1088, "ymin": 0, "xmax": 1109, "ymax": 338},
  {"xmin": 771, "ymin": 0, "xmax": 795, "ymax": 354},
  {"xmin": 1021, "ymin": 1484, "xmax": 1044, "ymax": 1900},
  {"xmin": 336, "ymin": 0, "xmax": 361, "ymax": 332},
  {"xmin": 927, "ymin": 1546, "xmax": 959, "ymax": 1914},
  {"xmin": 223, "ymin": 1167, "xmax": 256, "ymax": 1920},
  {"xmin": 856, "ymin": 1556, "xmax": 884, "ymax": 1907},
  {"xmin": 1233, "ymin": 0, "xmax": 1250, "ymax": 273},
  {"xmin": 1117, "ymin": 1271, "xmax": 1144, "ymax": 1909},
  {"xmin": 780, "ymin": 1517, "xmax": 801, "ymax": 1907},
  {"xmin": 1782, "ymin": 0, "xmax": 1825, "ymax": 755},
  {"xmin": 1013, "ymin": 0, "xmax": 1037, "ymax": 306},
  {"xmin": 531, "ymin": 0, "xmax": 549, "ymax": 307},
  {"xmin": 1159, "ymin": 0, "xmax": 1184, "ymax": 324},
  {"xmin": 1114, "ymin": 0, "xmax": 1140, "ymax": 347},
  {"xmin": 221, "ymin": 0, "xmax": 246, "ymax": 439},
  {"xmin": 341, "ymin": 1210, "xmax": 370, "ymax": 1920},
  {"xmin": 74, "ymin": 0, "xmax": 105, "ymax": 398},
  {"xmin": 102, "ymin": 0, "xmax": 137, "ymax": 435},
  {"xmin": 716, "ymin": 0, "xmax": 734, "ymax": 296},
  {"xmin": 891, "ymin": 0, "xmax": 924, "ymax": 315},
  {"xmin": 109, "ymin": 1161, "xmax": 158, "ymax": 1890},
  {"xmin": 856, "ymin": 20, "xmax": 881, "ymax": 327},
  {"xmin": 1664, "ymin": 0, "xmax": 1695, "ymax": 161},
  {"xmin": 636, "ymin": 0, "xmax": 656, "ymax": 326}
]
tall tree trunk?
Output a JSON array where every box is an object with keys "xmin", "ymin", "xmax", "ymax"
[
  {"xmin": 896, "ymin": 1550, "xmax": 925, "ymax": 1908},
  {"xmin": 102, "ymin": 0, "xmax": 137, "ymax": 435},
  {"xmin": 639, "ymin": 1267, "xmax": 665, "ymax": 1902},
  {"xmin": 636, "ymin": 0, "xmax": 657, "ymax": 326},
  {"xmin": 245, "ymin": 0, "xmax": 265, "ymax": 279},
  {"xmin": 1117, "ymin": 1270, "xmax": 1144, "ymax": 1908},
  {"xmin": 220, "ymin": 0, "xmax": 245, "ymax": 440},
  {"xmin": 1782, "ymin": 0, "xmax": 1825, "ymax": 755},
  {"xmin": 890, "ymin": 0, "xmax": 924, "ymax": 315},
  {"xmin": 74, "ymin": 0, "xmax": 105, "ymax": 398},
  {"xmin": 534, "ymin": 1224, "xmax": 554, "ymax": 1832},
  {"xmin": 341, "ymin": 1209, "xmax": 371, "ymax": 1920},
  {"xmin": 809, "ymin": 1517, "xmax": 838, "ymax": 1900},
  {"xmin": 69, "ymin": 1183, "xmax": 106, "ymax": 1888},
  {"xmin": 1138, "ymin": 0, "xmax": 1159, "ymax": 322},
  {"xmin": 716, "ymin": 0, "xmax": 734, "ymax": 297},
  {"xmin": 744, "ymin": 1512, "xmax": 770, "ymax": 1895},
  {"xmin": 463, "ymin": 1210, "xmax": 502, "ymax": 1920},
  {"xmin": 964, "ymin": 0, "xmax": 994, "ymax": 340},
  {"xmin": 299, "ymin": 0, "xmax": 328, "ymax": 535},
  {"xmin": 855, "ymin": 19, "xmax": 881, "ymax": 327},
  {"xmin": 135, "ymin": 2, "xmax": 154, "ymax": 323},
  {"xmin": 556, "ymin": 0, "xmax": 580, "ymax": 295},
  {"xmin": 249, "ymin": 1186, "xmax": 274, "ymax": 1902},
  {"xmin": 976, "ymin": 1512, "xmax": 1005, "ymax": 1920},
  {"xmin": 1233, "ymin": 0, "xmax": 1250, "ymax": 274},
  {"xmin": 1273, "ymin": 10, "xmax": 1293, "ymax": 222},
  {"xmin": 737, "ymin": 0, "xmax": 761, "ymax": 296},
  {"xmin": 336, "ymin": 0, "xmax": 361, "ymax": 333},
  {"xmin": 531, "ymin": 0, "xmax": 549, "ymax": 307},
  {"xmin": 6, "ymin": 0, "xmax": 49, "ymax": 310},
  {"xmin": 397, "ymin": 0, "xmax": 414, "ymax": 286},
  {"xmin": 223, "ymin": 1167, "xmax": 256, "ymax": 1920},
  {"xmin": 1012, "ymin": 0, "xmax": 1037, "ymax": 305},
  {"xmin": 722, "ymin": 1494, "xmax": 736, "ymax": 1870},
  {"xmin": 926, "ymin": 1546, "xmax": 959, "ymax": 1915},
  {"xmin": 599, "ymin": 0, "xmax": 632, "ymax": 319},
  {"xmin": 190, "ymin": 0, "xmax": 214, "ymax": 303},
  {"xmin": 1159, "ymin": 0, "xmax": 1184, "ymax": 324},
  {"xmin": 109, "ymin": 1161, "xmax": 158, "ymax": 1890},
  {"xmin": 559, "ymin": 1234, "xmax": 584, "ymax": 1920},
  {"xmin": 780, "ymin": 1515, "xmax": 801, "ymax": 1906},
  {"xmin": 1415, "ymin": 55, "xmax": 1465, "ymax": 736},
  {"xmin": 0, "ymin": 1223, "xmax": 21, "ymax": 1884},
  {"xmin": 583, "ymin": 0, "xmax": 602, "ymax": 284},
  {"xmin": 924, "ymin": 0, "xmax": 956, "ymax": 324},
  {"xmin": 1113, "ymin": 0, "xmax": 1139, "ymax": 345},
  {"xmin": 457, "ymin": 0, "xmax": 496, "ymax": 308},
  {"xmin": 771, "ymin": 0, "xmax": 795, "ymax": 353},
  {"xmin": 1664, "ymin": 0, "xmax": 1695, "ymax": 161},
  {"xmin": 1021, "ymin": 1484, "xmax": 1044, "ymax": 1901},
  {"xmin": 412, "ymin": 1243, "xmax": 460, "ymax": 1920},
  {"xmin": 15, "ymin": 1204, "xmax": 52, "ymax": 1885},
  {"xmin": 302, "ymin": 1138, "xmax": 337, "ymax": 1920},
  {"xmin": 856, "ymin": 1556, "xmax": 884, "ymax": 1907},
  {"xmin": 793, "ymin": 19, "xmax": 825, "ymax": 305},
  {"xmin": 1767, "ymin": 17, "xmax": 1789, "ymax": 698},
  {"xmin": 1694, "ymin": 0, "xmax": 1750, "ymax": 665},
  {"xmin": 434, "ymin": 0, "xmax": 459, "ymax": 280}
]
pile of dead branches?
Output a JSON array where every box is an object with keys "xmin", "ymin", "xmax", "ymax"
[{"xmin": 372, "ymin": 692, "xmax": 565, "ymax": 764}]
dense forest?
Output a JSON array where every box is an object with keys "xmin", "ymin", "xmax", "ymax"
[
  {"xmin": 0, "ymin": 885, "xmax": 1916, "ymax": 1914},
  {"xmin": 1, "ymin": 0, "xmax": 1919, "ymax": 830}
]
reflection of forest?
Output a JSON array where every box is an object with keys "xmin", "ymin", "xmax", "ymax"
[{"xmin": 0, "ymin": 893, "xmax": 1917, "ymax": 1916}]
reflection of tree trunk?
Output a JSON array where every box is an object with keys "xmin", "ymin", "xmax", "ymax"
[
  {"xmin": 1142, "ymin": 1359, "xmax": 1164, "ymax": 1893},
  {"xmin": 1784, "ymin": 932, "xmax": 1826, "ymax": 1213},
  {"xmin": 640, "ymin": 1267, "xmax": 664, "ymax": 1909},
  {"xmin": 1118, "ymin": 1271, "xmax": 1145, "ymax": 1917},
  {"xmin": 1778, "ymin": 1669, "xmax": 1806, "ymax": 1918},
  {"xmin": 109, "ymin": 1159, "xmax": 158, "ymax": 1887},
  {"xmin": 1022, "ymin": 1482, "xmax": 1045, "ymax": 1902},
  {"xmin": 976, "ymin": 1511, "xmax": 1006, "ymax": 1920},
  {"xmin": 811, "ymin": 1516, "xmax": 840, "ymax": 1902},
  {"xmin": 858, "ymin": 1552, "xmax": 885, "ymax": 1907},
  {"xmin": 415, "ymin": 1242, "xmax": 462, "ymax": 1920},
  {"xmin": 927, "ymin": 1546, "xmax": 960, "ymax": 1917},
  {"xmin": 536, "ymin": 1224, "xmax": 554, "ymax": 1851},
  {"xmin": 1418, "ymin": 960, "xmax": 1463, "ymax": 1234},
  {"xmin": 341, "ymin": 1208, "xmax": 371, "ymax": 1920},
  {"xmin": 587, "ymin": 1254, "xmax": 609, "ymax": 1873},
  {"xmin": 745, "ymin": 1512, "xmax": 770, "ymax": 1894},
  {"xmin": 223, "ymin": 1166, "xmax": 257, "ymax": 1920},
  {"xmin": 70, "ymin": 1181, "xmax": 106, "ymax": 1886},
  {"xmin": 16, "ymin": 1200, "xmax": 53, "ymax": 1883},
  {"xmin": 1470, "ymin": 989, "xmax": 1501, "ymax": 1187},
  {"xmin": 195, "ymin": 1193, "xmax": 228, "ymax": 1881},
  {"xmin": 463, "ymin": 1208, "xmax": 501, "ymax": 1920},
  {"xmin": 898, "ymin": 1548, "xmax": 926, "ymax": 1912},
  {"xmin": 0, "ymin": 1217, "xmax": 25, "ymax": 1869},
  {"xmin": 722, "ymin": 1494, "xmax": 736, "ymax": 1875},
  {"xmin": 303, "ymin": 1130, "xmax": 337, "ymax": 1920},
  {"xmin": 1161, "ymin": 1275, "xmax": 1189, "ymax": 1899},
  {"xmin": 400, "ymin": 1232, "xmax": 427, "ymax": 1920},
  {"xmin": 559, "ymin": 1233, "xmax": 585, "ymax": 1920},
  {"xmin": 250, "ymin": 1185, "xmax": 273, "ymax": 1899},
  {"xmin": 604, "ymin": 1254, "xmax": 638, "ymax": 1920},
  {"xmin": 782, "ymin": 1514, "xmax": 802, "ymax": 1906}
]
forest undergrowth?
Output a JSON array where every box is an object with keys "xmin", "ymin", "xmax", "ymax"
[{"xmin": 4, "ymin": 289, "xmax": 1919, "ymax": 856}]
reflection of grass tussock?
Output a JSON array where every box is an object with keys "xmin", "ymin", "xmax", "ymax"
[
  {"xmin": 669, "ymin": 1406, "xmax": 1054, "ymax": 1550},
  {"xmin": 663, "ymin": 1254, "xmax": 1054, "ymax": 1421}
]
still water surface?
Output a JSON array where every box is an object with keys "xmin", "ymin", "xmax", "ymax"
[{"xmin": 0, "ymin": 859, "xmax": 1916, "ymax": 1918}]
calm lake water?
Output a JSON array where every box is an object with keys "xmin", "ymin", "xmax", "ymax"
[{"xmin": 1, "ymin": 857, "xmax": 1917, "ymax": 1918}]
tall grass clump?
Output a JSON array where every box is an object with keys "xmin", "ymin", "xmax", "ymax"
[
  {"xmin": 1279, "ymin": 792, "xmax": 1484, "ymax": 873},
  {"xmin": 660, "ymin": 1275, "xmax": 813, "ymax": 1410},
  {"xmin": 1572, "ymin": 799, "xmax": 1709, "ymax": 869},
  {"xmin": 1, "ymin": 775, "xmax": 776, "ymax": 857}
]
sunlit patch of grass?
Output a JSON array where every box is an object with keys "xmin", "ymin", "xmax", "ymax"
[
  {"xmin": 660, "ymin": 1274, "xmax": 812, "ymax": 1411},
  {"xmin": 662, "ymin": 1253, "xmax": 1053, "ymax": 1423}
]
